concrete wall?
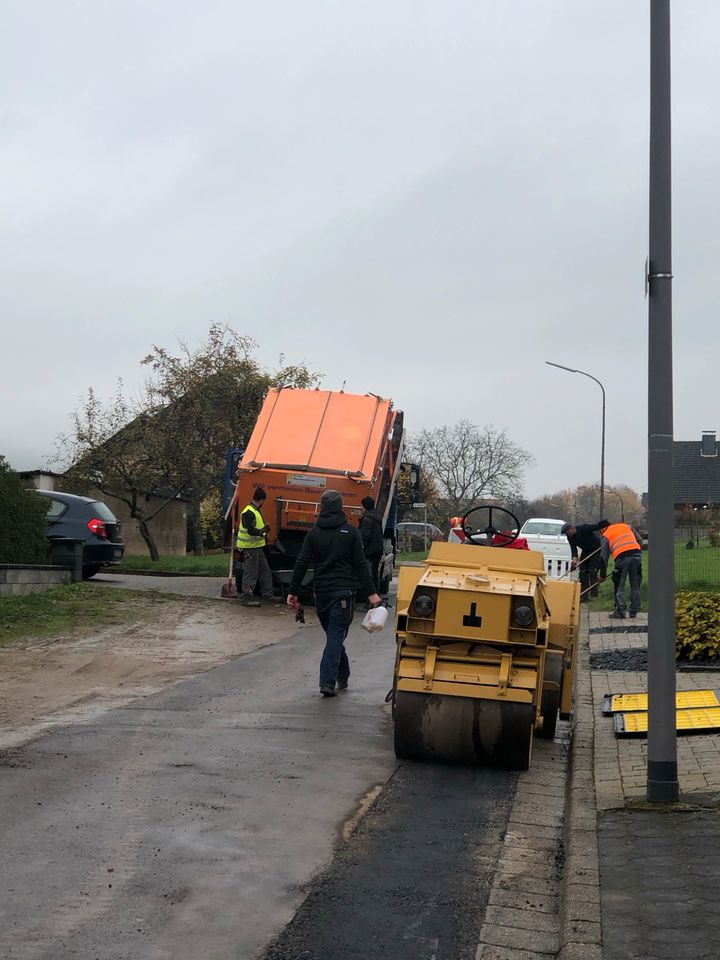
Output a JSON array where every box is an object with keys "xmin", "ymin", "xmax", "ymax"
[
  {"xmin": 97, "ymin": 492, "xmax": 187, "ymax": 557},
  {"xmin": 0, "ymin": 565, "xmax": 71, "ymax": 598}
]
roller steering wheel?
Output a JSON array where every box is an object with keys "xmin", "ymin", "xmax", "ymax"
[{"xmin": 461, "ymin": 505, "xmax": 521, "ymax": 547}]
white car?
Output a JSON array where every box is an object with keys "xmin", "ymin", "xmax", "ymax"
[{"xmin": 518, "ymin": 518, "xmax": 573, "ymax": 579}]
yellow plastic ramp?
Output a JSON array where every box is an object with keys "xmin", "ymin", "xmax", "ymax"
[
  {"xmin": 602, "ymin": 689, "xmax": 719, "ymax": 716},
  {"xmin": 615, "ymin": 706, "xmax": 720, "ymax": 737}
]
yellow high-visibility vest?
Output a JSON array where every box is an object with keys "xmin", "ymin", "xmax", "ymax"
[{"xmin": 236, "ymin": 503, "xmax": 266, "ymax": 549}]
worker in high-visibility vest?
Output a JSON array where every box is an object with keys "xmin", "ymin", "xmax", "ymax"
[
  {"xmin": 598, "ymin": 520, "xmax": 643, "ymax": 619},
  {"xmin": 236, "ymin": 487, "xmax": 277, "ymax": 607}
]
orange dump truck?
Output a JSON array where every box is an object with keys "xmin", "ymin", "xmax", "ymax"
[{"xmin": 227, "ymin": 387, "xmax": 405, "ymax": 594}]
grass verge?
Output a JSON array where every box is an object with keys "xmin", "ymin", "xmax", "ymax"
[
  {"xmin": 0, "ymin": 582, "xmax": 173, "ymax": 646},
  {"xmin": 586, "ymin": 548, "xmax": 719, "ymax": 612},
  {"xmin": 396, "ymin": 550, "xmax": 429, "ymax": 564},
  {"xmin": 115, "ymin": 553, "xmax": 230, "ymax": 577}
]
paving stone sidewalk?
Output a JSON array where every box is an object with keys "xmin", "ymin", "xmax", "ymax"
[{"xmin": 578, "ymin": 609, "xmax": 720, "ymax": 960}]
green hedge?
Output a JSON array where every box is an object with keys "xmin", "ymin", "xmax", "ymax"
[
  {"xmin": 0, "ymin": 457, "xmax": 48, "ymax": 564},
  {"xmin": 676, "ymin": 591, "xmax": 720, "ymax": 660}
]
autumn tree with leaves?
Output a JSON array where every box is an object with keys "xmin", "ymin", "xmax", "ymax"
[{"xmin": 59, "ymin": 324, "xmax": 317, "ymax": 557}]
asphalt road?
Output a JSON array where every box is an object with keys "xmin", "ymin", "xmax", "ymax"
[
  {"xmin": 1, "ymin": 610, "xmax": 520, "ymax": 960},
  {"xmin": 264, "ymin": 762, "xmax": 516, "ymax": 960},
  {"xmin": 1, "ymin": 618, "xmax": 397, "ymax": 960}
]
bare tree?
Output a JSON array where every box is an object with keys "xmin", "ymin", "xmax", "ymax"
[
  {"xmin": 57, "ymin": 383, "xmax": 181, "ymax": 560},
  {"xmin": 408, "ymin": 420, "xmax": 533, "ymax": 518}
]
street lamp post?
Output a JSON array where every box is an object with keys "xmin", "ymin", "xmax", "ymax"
[
  {"xmin": 646, "ymin": 0, "xmax": 678, "ymax": 804},
  {"xmin": 546, "ymin": 362, "xmax": 606, "ymax": 519}
]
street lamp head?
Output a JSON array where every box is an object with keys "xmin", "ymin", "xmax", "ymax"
[
  {"xmin": 545, "ymin": 359, "xmax": 606, "ymax": 521},
  {"xmin": 545, "ymin": 361, "xmax": 578, "ymax": 374}
]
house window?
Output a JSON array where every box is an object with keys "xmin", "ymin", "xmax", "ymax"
[{"xmin": 701, "ymin": 432, "xmax": 717, "ymax": 458}]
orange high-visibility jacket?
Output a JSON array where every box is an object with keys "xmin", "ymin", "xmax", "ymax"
[{"xmin": 603, "ymin": 523, "xmax": 641, "ymax": 560}]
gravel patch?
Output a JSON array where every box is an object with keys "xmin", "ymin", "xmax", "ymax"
[
  {"xmin": 590, "ymin": 649, "xmax": 720, "ymax": 672},
  {"xmin": 590, "ymin": 649, "xmax": 648, "ymax": 671}
]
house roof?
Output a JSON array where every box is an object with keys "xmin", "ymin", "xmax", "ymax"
[{"xmin": 673, "ymin": 436, "xmax": 720, "ymax": 505}]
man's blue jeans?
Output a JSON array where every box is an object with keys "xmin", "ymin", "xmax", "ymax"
[
  {"xmin": 316, "ymin": 591, "xmax": 353, "ymax": 688},
  {"xmin": 614, "ymin": 552, "xmax": 642, "ymax": 615}
]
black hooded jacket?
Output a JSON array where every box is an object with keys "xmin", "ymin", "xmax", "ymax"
[
  {"xmin": 289, "ymin": 505, "xmax": 375, "ymax": 597},
  {"xmin": 359, "ymin": 508, "xmax": 384, "ymax": 561}
]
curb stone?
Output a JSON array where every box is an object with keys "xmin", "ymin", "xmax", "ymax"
[
  {"xmin": 559, "ymin": 611, "xmax": 603, "ymax": 960},
  {"xmin": 475, "ymin": 734, "xmax": 568, "ymax": 960}
]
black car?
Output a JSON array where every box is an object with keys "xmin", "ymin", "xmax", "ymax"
[{"xmin": 35, "ymin": 490, "xmax": 125, "ymax": 579}]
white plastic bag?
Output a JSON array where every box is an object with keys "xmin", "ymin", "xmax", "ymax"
[{"xmin": 361, "ymin": 605, "xmax": 388, "ymax": 634}]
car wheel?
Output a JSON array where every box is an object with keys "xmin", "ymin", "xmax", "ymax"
[{"xmin": 82, "ymin": 565, "xmax": 101, "ymax": 580}]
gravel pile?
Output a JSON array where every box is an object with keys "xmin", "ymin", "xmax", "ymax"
[
  {"xmin": 590, "ymin": 649, "xmax": 720, "ymax": 672},
  {"xmin": 590, "ymin": 649, "xmax": 648, "ymax": 672}
]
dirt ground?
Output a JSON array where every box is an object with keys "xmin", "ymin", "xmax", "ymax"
[{"xmin": 0, "ymin": 597, "xmax": 304, "ymax": 751}]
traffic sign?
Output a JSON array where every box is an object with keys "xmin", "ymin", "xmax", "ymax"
[{"xmin": 413, "ymin": 503, "xmax": 426, "ymax": 509}]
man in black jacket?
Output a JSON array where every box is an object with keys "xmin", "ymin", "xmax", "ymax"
[
  {"xmin": 359, "ymin": 496, "xmax": 384, "ymax": 596},
  {"xmin": 287, "ymin": 490, "xmax": 381, "ymax": 697},
  {"xmin": 561, "ymin": 520, "xmax": 607, "ymax": 601}
]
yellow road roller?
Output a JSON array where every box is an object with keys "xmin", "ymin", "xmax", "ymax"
[{"xmin": 391, "ymin": 505, "xmax": 580, "ymax": 770}]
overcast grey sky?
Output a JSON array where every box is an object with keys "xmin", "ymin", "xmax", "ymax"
[{"xmin": 2, "ymin": 2, "xmax": 718, "ymax": 500}]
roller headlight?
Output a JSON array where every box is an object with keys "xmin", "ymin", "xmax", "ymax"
[
  {"xmin": 412, "ymin": 593, "xmax": 436, "ymax": 617},
  {"xmin": 513, "ymin": 604, "xmax": 534, "ymax": 627}
]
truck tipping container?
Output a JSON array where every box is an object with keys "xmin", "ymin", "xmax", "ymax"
[{"xmin": 227, "ymin": 387, "xmax": 405, "ymax": 594}]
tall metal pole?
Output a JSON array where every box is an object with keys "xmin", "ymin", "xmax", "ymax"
[
  {"xmin": 647, "ymin": 0, "xmax": 678, "ymax": 803},
  {"xmin": 545, "ymin": 362, "xmax": 606, "ymax": 518}
]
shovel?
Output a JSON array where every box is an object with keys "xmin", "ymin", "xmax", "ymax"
[{"xmin": 221, "ymin": 520, "xmax": 238, "ymax": 599}]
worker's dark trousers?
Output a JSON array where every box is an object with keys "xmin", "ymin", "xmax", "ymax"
[
  {"xmin": 239, "ymin": 548, "xmax": 273, "ymax": 599},
  {"xmin": 614, "ymin": 552, "xmax": 642, "ymax": 615},
  {"xmin": 316, "ymin": 591, "xmax": 353, "ymax": 688},
  {"xmin": 579, "ymin": 557, "xmax": 601, "ymax": 600},
  {"xmin": 366, "ymin": 557, "xmax": 381, "ymax": 595}
]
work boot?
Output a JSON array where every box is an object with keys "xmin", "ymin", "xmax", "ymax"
[
  {"xmin": 629, "ymin": 612, "xmax": 638, "ymax": 619},
  {"xmin": 240, "ymin": 594, "xmax": 261, "ymax": 607},
  {"xmin": 609, "ymin": 610, "xmax": 626, "ymax": 619},
  {"xmin": 337, "ymin": 681, "xmax": 348, "ymax": 691},
  {"xmin": 320, "ymin": 684, "xmax": 337, "ymax": 697}
]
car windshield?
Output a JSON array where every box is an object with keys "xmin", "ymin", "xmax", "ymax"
[{"xmin": 521, "ymin": 521, "xmax": 564, "ymax": 536}]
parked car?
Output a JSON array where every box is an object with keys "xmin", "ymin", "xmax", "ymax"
[
  {"xmin": 518, "ymin": 517, "xmax": 573, "ymax": 579},
  {"xmin": 35, "ymin": 490, "xmax": 125, "ymax": 579},
  {"xmin": 396, "ymin": 521, "xmax": 444, "ymax": 550}
]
